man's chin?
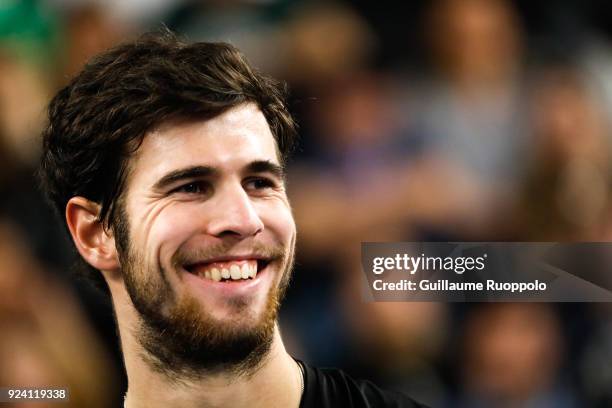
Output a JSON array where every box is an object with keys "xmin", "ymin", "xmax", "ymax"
[
  {"xmin": 194, "ymin": 300, "xmax": 271, "ymax": 334},
  {"xmin": 132, "ymin": 277, "xmax": 281, "ymax": 379}
]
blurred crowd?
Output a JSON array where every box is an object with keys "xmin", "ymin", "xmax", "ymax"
[{"xmin": 2, "ymin": 0, "xmax": 612, "ymax": 407}]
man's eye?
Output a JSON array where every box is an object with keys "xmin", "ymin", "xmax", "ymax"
[
  {"xmin": 173, "ymin": 182, "xmax": 207, "ymax": 194},
  {"xmin": 245, "ymin": 177, "xmax": 276, "ymax": 190}
]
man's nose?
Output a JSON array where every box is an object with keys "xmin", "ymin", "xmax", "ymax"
[{"xmin": 206, "ymin": 185, "xmax": 264, "ymax": 238}]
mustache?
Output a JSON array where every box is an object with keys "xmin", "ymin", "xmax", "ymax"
[{"xmin": 171, "ymin": 242, "xmax": 286, "ymax": 269}]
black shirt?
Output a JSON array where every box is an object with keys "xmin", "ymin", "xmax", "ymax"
[{"xmin": 298, "ymin": 361, "xmax": 429, "ymax": 408}]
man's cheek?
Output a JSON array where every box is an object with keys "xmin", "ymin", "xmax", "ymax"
[
  {"xmin": 264, "ymin": 202, "xmax": 295, "ymax": 234},
  {"xmin": 146, "ymin": 214, "xmax": 197, "ymax": 270}
]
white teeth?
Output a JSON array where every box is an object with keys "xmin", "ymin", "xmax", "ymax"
[
  {"xmin": 196, "ymin": 261, "xmax": 260, "ymax": 281},
  {"xmin": 230, "ymin": 265, "xmax": 241, "ymax": 280},
  {"xmin": 211, "ymin": 268, "xmax": 221, "ymax": 282},
  {"xmin": 241, "ymin": 264, "xmax": 250, "ymax": 279}
]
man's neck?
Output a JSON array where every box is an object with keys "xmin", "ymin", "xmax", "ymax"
[{"xmin": 123, "ymin": 328, "xmax": 302, "ymax": 408}]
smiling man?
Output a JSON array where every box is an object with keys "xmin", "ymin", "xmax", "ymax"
[{"xmin": 38, "ymin": 31, "xmax": 426, "ymax": 408}]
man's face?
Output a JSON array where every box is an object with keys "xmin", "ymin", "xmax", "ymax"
[{"xmin": 115, "ymin": 103, "xmax": 296, "ymax": 377}]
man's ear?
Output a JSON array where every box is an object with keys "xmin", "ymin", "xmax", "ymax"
[{"xmin": 66, "ymin": 197, "xmax": 120, "ymax": 271}]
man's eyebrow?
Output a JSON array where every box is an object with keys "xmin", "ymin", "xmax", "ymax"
[
  {"xmin": 245, "ymin": 160, "xmax": 286, "ymax": 180},
  {"xmin": 153, "ymin": 166, "xmax": 218, "ymax": 190}
]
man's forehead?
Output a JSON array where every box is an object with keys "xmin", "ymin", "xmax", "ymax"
[
  {"xmin": 151, "ymin": 103, "xmax": 271, "ymax": 138},
  {"xmin": 129, "ymin": 103, "xmax": 281, "ymax": 181}
]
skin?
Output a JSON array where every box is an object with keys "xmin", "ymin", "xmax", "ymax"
[{"xmin": 66, "ymin": 103, "xmax": 302, "ymax": 408}]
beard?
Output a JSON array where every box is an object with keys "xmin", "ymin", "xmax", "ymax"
[{"xmin": 113, "ymin": 214, "xmax": 295, "ymax": 381}]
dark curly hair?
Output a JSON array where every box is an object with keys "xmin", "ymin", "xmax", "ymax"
[{"xmin": 38, "ymin": 29, "xmax": 297, "ymax": 294}]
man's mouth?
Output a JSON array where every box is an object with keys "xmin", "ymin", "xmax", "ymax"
[{"xmin": 185, "ymin": 259, "xmax": 271, "ymax": 282}]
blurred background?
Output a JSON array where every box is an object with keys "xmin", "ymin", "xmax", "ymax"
[{"xmin": 1, "ymin": 0, "xmax": 612, "ymax": 406}]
